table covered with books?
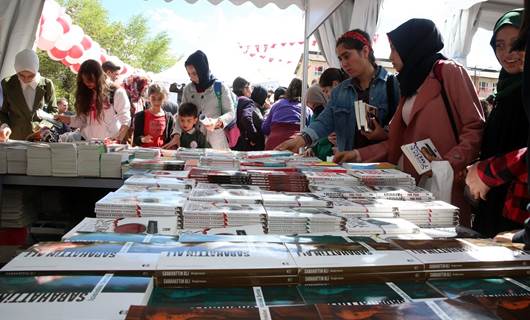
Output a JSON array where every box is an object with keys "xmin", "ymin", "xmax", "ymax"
[{"xmin": 0, "ymin": 145, "xmax": 529, "ymax": 319}]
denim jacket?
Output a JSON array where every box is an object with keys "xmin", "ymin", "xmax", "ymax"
[{"xmin": 303, "ymin": 66, "xmax": 399, "ymax": 152}]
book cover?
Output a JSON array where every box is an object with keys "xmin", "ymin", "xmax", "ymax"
[
  {"xmin": 125, "ymin": 305, "xmax": 261, "ymax": 320},
  {"xmin": 1, "ymin": 242, "xmax": 170, "ymax": 275},
  {"xmin": 148, "ymin": 285, "xmax": 304, "ymax": 308},
  {"xmin": 0, "ymin": 274, "xmax": 153, "ymax": 320},
  {"xmin": 354, "ymin": 100, "xmax": 378, "ymax": 132},
  {"xmin": 188, "ymin": 183, "xmax": 263, "ymax": 204},
  {"xmin": 428, "ymin": 277, "xmax": 530, "ymax": 299},
  {"xmin": 461, "ymin": 295, "xmax": 530, "ymax": 320},
  {"xmin": 298, "ymin": 283, "xmax": 407, "ymax": 305},
  {"xmin": 391, "ymin": 239, "xmax": 530, "ymax": 270},
  {"xmin": 400, "ymin": 138, "xmax": 442, "ymax": 175},
  {"xmin": 62, "ymin": 217, "xmax": 179, "ymax": 238},
  {"xmin": 285, "ymin": 242, "xmax": 423, "ymax": 275},
  {"xmin": 316, "ymin": 301, "xmax": 444, "ymax": 320},
  {"xmin": 156, "ymin": 242, "xmax": 297, "ymax": 277}
]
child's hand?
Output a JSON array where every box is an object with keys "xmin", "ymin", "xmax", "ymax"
[
  {"xmin": 214, "ymin": 119, "xmax": 223, "ymax": 129},
  {"xmin": 162, "ymin": 134, "xmax": 180, "ymax": 149},
  {"xmin": 328, "ymin": 133, "xmax": 337, "ymax": 146},
  {"xmin": 141, "ymin": 135, "xmax": 153, "ymax": 144}
]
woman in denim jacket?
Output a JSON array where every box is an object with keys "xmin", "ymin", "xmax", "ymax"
[{"xmin": 276, "ymin": 29, "xmax": 399, "ymax": 153}]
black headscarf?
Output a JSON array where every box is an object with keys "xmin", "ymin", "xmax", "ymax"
[
  {"xmin": 251, "ymin": 86, "xmax": 268, "ymax": 106},
  {"xmin": 387, "ymin": 19, "xmax": 445, "ymax": 98},
  {"xmin": 185, "ymin": 50, "xmax": 216, "ymax": 92}
]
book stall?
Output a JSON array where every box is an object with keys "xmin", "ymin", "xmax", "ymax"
[{"xmin": 0, "ymin": 142, "xmax": 529, "ymax": 319}]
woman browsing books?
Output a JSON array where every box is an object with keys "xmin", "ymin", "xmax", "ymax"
[
  {"xmin": 275, "ymin": 29, "xmax": 400, "ymax": 153},
  {"xmin": 334, "ymin": 19, "xmax": 485, "ymax": 226}
]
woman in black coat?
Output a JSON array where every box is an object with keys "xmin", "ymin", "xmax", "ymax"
[{"xmin": 232, "ymin": 77, "xmax": 265, "ymax": 151}]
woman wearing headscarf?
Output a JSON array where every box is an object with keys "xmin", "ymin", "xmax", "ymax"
[
  {"xmin": 0, "ymin": 49, "xmax": 57, "ymax": 141},
  {"xmin": 163, "ymin": 50, "xmax": 235, "ymax": 149},
  {"xmin": 335, "ymin": 19, "xmax": 485, "ymax": 227},
  {"xmin": 465, "ymin": 9, "xmax": 529, "ymax": 237},
  {"xmin": 232, "ymin": 77, "xmax": 265, "ymax": 151},
  {"xmin": 304, "ymin": 85, "xmax": 333, "ymax": 161}
]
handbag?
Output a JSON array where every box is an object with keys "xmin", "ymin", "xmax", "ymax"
[{"xmin": 213, "ymin": 81, "xmax": 240, "ymax": 148}]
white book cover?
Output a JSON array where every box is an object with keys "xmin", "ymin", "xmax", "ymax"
[
  {"xmin": 285, "ymin": 242, "xmax": 423, "ymax": 274},
  {"xmin": 391, "ymin": 238, "xmax": 530, "ymax": 270},
  {"xmin": 183, "ymin": 201, "xmax": 266, "ymax": 216},
  {"xmin": 124, "ymin": 175, "xmax": 193, "ymax": 190},
  {"xmin": 1, "ymin": 242, "xmax": 170, "ymax": 274},
  {"xmin": 354, "ymin": 100, "xmax": 378, "ymax": 132},
  {"xmin": 261, "ymin": 192, "xmax": 332, "ymax": 208},
  {"xmin": 157, "ymin": 242, "xmax": 297, "ymax": 275},
  {"xmin": 346, "ymin": 217, "xmax": 421, "ymax": 235},
  {"xmin": 62, "ymin": 217, "xmax": 179, "ymax": 239},
  {"xmin": 0, "ymin": 274, "xmax": 153, "ymax": 320},
  {"xmin": 400, "ymin": 138, "xmax": 442, "ymax": 175},
  {"xmin": 188, "ymin": 183, "xmax": 263, "ymax": 204}
]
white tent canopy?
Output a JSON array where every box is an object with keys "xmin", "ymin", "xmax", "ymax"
[{"xmin": 443, "ymin": 0, "xmax": 523, "ymax": 66}]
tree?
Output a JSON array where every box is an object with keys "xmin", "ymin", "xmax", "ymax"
[{"xmin": 40, "ymin": 0, "xmax": 177, "ymax": 106}]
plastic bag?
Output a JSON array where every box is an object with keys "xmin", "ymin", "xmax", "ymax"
[{"xmin": 418, "ymin": 160, "xmax": 454, "ymax": 203}]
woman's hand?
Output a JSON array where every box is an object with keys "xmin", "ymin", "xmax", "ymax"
[
  {"xmin": 0, "ymin": 126, "xmax": 11, "ymax": 142},
  {"xmin": 361, "ymin": 118, "xmax": 387, "ymax": 141},
  {"xmin": 333, "ymin": 149, "xmax": 361, "ymax": 163},
  {"xmin": 465, "ymin": 163, "xmax": 490, "ymax": 200},
  {"xmin": 275, "ymin": 136, "xmax": 306, "ymax": 153},
  {"xmin": 214, "ymin": 119, "xmax": 224, "ymax": 129},
  {"xmin": 303, "ymin": 148, "xmax": 315, "ymax": 157}
]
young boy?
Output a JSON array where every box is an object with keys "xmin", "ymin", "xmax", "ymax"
[{"xmin": 178, "ymin": 102, "xmax": 210, "ymax": 149}]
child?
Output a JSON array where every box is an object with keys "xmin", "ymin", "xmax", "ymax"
[
  {"xmin": 133, "ymin": 83, "xmax": 175, "ymax": 147},
  {"xmin": 178, "ymin": 102, "xmax": 210, "ymax": 148}
]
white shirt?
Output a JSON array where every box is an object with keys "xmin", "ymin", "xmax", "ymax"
[{"xmin": 19, "ymin": 73, "xmax": 40, "ymax": 111}]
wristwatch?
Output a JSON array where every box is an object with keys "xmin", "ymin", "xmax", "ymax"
[{"xmin": 300, "ymin": 132, "xmax": 312, "ymax": 147}]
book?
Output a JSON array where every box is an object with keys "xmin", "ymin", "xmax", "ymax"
[
  {"xmin": 401, "ymin": 138, "xmax": 442, "ymax": 175},
  {"xmin": 182, "ymin": 201, "xmax": 266, "ymax": 229},
  {"xmin": 125, "ymin": 305, "xmax": 262, "ymax": 320},
  {"xmin": 261, "ymin": 192, "xmax": 332, "ymax": 207},
  {"xmin": 156, "ymin": 242, "xmax": 298, "ymax": 278},
  {"xmin": 1, "ymin": 242, "xmax": 169, "ymax": 275},
  {"xmin": 148, "ymin": 285, "xmax": 305, "ymax": 308},
  {"xmin": 62, "ymin": 217, "xmax": 179, "ymax": 239},
  {"xmin": 0, "ymin": 274, "xmax": 153, "ymax": 320},
  {"xmin": 428, "ymin": 277, "xmax": 530, "ymax": 299},
  {"xmin": 188, "ymin": 183, "xmax": 263, "ymax": 204},
  {"xmin": 354, "ymin": 100, "xmax": 378, "ymax": 132},
  {"xmin": 285, "ymin": 241, "xmax": 424, "ymax": 276},
  {"xmin": 298, "ymin": 282, "xmax": 407, "ymax": 305}
]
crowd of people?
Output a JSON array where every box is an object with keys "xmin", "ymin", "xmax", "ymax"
[{"xmin": 1, "ymin": 11, "xmax": 530, "ymax": 242}]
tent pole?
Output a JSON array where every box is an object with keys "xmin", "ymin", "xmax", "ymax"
[{"xmin": 300, "ymin": 0, "xmax": 310, "ymax": 134}]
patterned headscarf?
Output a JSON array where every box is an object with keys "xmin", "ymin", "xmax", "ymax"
[{"xmin": 123, "ymin": 75, "xmax": 150, "ymax": 103}]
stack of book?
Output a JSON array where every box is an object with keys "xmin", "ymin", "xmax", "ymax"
[
  {"xmin": 0, "ymin": 143, "xmax": 8, "ymax": 173},
  {"xmin": 129, "ymin": 159, "xmax": 185, "ymax": 171},
  {"xmin": 0, "ymin": 274, "xmax": 154, "ymax": 320},
  {"xmin": 198, "ymin": 156, "xmax": 240, "ymax": 170},
  {"xmin": 187, "ymin": 168, "xmax": 211, "ymax": 183},
  {"xmin": 174, "ymin": 147, "xmax": 207, "ymax": 160},
  {"xmin": 124, "ymin": 175, "xmax": 194, "ymax": 191},
  {"xmin": 330, "ymin": 198, "xmax": 459, "ymax": 228},
  {"xmin": 287, "ymin": 240, "xmax": 424, "ymax": 285},
  {"xmin": 50, "ymin": 143, "xmax": 78, "ymax": 177},
  {"xmin": 182, "ymin": 201, "xmax": 266, "ymax": 229},
  {"xmin": 6, "ymin": 145, "xmax": 28, "ymax": 174},
  {"xmin": 240, "ymin": 150, "xmax": 293, "ymax": 159},
  {"xmin": 1, "ymin": 241, "xmax": 164, "ymax": 275},
  {"xmin": 155, "ymin": 242, "xmax": 298, "ymax": 287},
  {"xmin": 247, "ymin": 170, "xmax": 309, "ymax": 192},
  {"xmin": 0, "ymin": 188, "xmax": 36, "ymax": 227},
  {"xmin": 100, "ymin": 152, "xmax": 130, "ymax": 178},
  {"xmin": 94, "ymin": 188, "xmax": 188, "ymax": 219},
  {"xmin": 304, "ymin": 171, "xmax": 361, "ymax": 187},
  {"xmin": 133, "ymin": 147, "xmax": 160, "ymax": 159},
  {"xmin": 188, "ymin": 183, "xmax": 263, "ymax": 204},
  {"xmin": 239, "ymin": 158, "xmax": 287, "ymax": 170},
  {"xmin": 310, "ymin": 185, "xmax": 434, "ymax": 201},
  {"xmin": 261, "ymin": 191, "xmax": 332, "ymax": 207},
  {"xmin": 77, "ymin": 143, "xmax": 105, "ymax": 177},
  {"xmin": 264, "ymin": 207, "xmax": 345, "ymax": 234},
  {"xmin": 391, "ymin": 238, "xmax": 530, "ymax": 280},
  {"xmin": 26, "ymin": 143, "xmax": 52, "ymax": 176},
  {"xmin": 206, "ymin": 170, "xmax": 252, "ymax": 185},
  {"xmin": 62, "ymin": 216, "xmax": 179, "ymax": 242},
  {"xmin": 346, "ymin": 217, "xmax": 421, "ymax": 235},
  {"xmin": 347, "ymin": 168, "xmax": 416, "ymax": 186},
  {"xmin": 144, "ymin": 170, "xmax": 190, "ymax": 179}
]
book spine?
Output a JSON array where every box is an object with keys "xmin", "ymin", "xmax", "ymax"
[
  {"xmin": 157, "ymin": 275, "xmax": 299, "ymax": 288},
  {"xmin": 156, "ymin": 267, "xmax": 299, "ymax": 278},
  {"xmin": 301, "ymin": 263, "xmax": 424, "ymax": 275},
  {"xmin": 302, "ymin": 271, "xmax": 425, "ymax": 285}
]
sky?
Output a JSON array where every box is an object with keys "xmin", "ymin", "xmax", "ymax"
[{"xmin": 100, "ymin": 0, "xmax": 502, "ymax": 86}]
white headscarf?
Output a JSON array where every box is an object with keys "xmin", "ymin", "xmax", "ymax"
[{"xmin": 14, "ymin": 49, "xmax": 41, "ymax": 110}]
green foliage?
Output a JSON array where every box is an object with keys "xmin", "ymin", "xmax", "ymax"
[{"xmin": 39, "ymin": 0, "xmax": 177, "ymax": 105}]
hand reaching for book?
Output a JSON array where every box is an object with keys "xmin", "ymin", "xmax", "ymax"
[
  {"xmin": 0, "ymin": 126, "xmax": 11, "ymax": 142},
  {"xmin": 162, "ymin": 134, "xmax": 180, "ymax": 149},
  {"xmin": 465, "ymin": 163, "xmax": 490, "ymax": 200},
  {"xmin": 275, "ymin": 136, "xmax": 305, "ymax": 153},
  {"xmin": 333, "ymin": 149, "xmax": 361, "ymax": 163},
  {"xmin": 361, "ymin": 118, "xmax": 387, "ymax": 141}
]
